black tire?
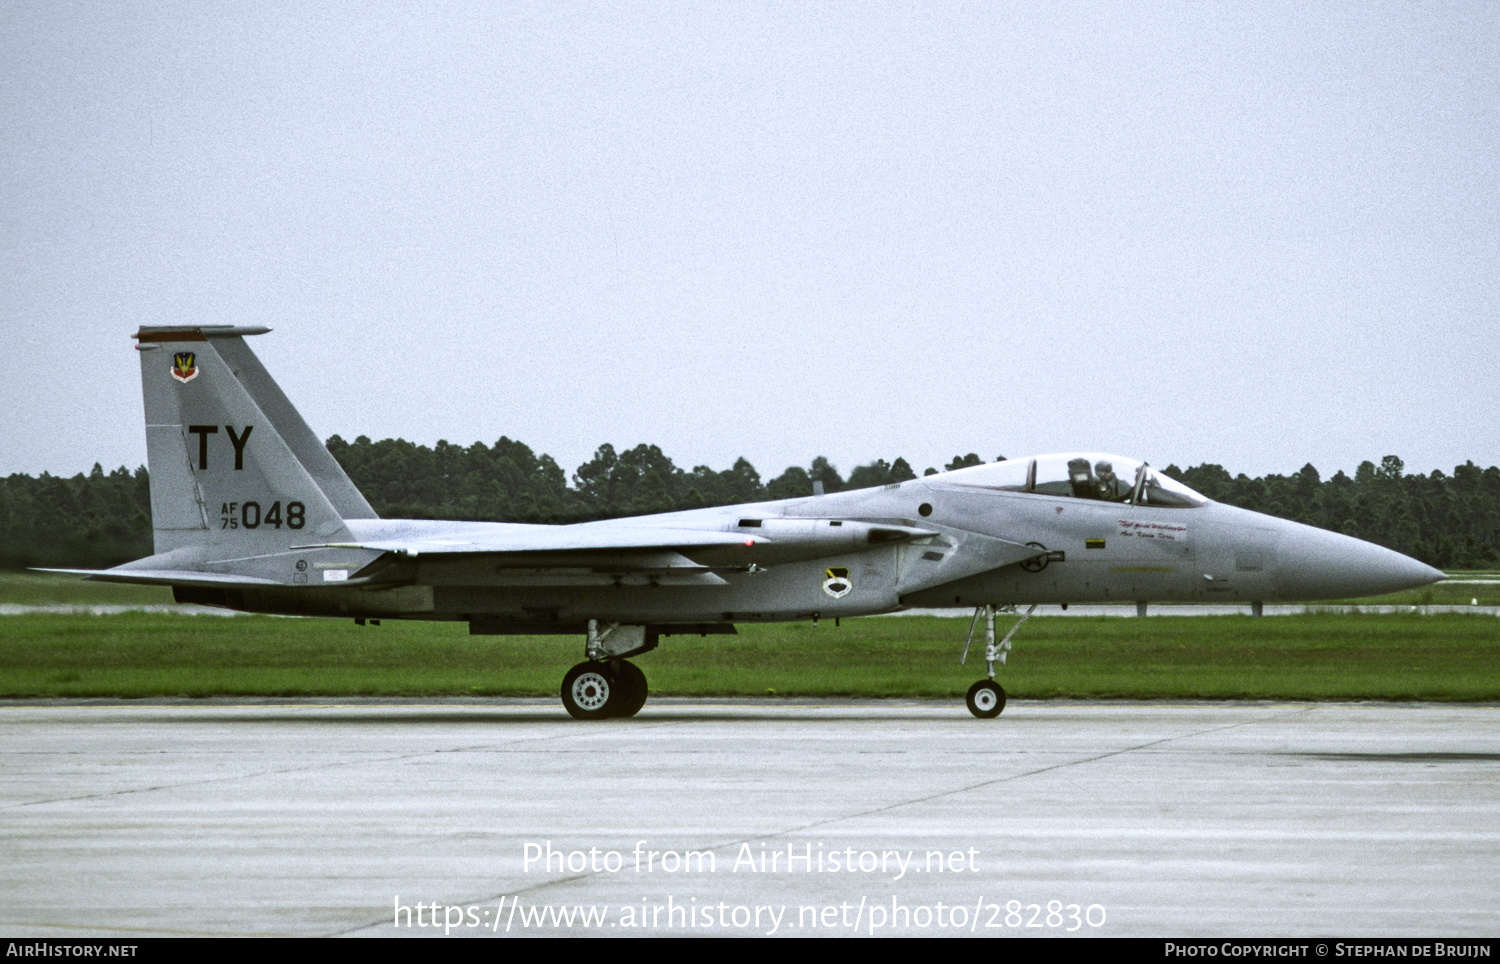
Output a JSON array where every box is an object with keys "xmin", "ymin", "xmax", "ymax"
[
  {"xmin": 561, "ymin": 661, "xmax": 616, "ymax": 720},
  {"xmin": 966, "ymin": 680, "xmax": 1006, "ymax": 719},
  {"xmin": 611, "ymin": 660, "xmax": 648, "ymax": 718}
]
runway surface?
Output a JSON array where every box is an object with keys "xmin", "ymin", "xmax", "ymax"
[{"xmin": 1, "ymin": 699, "xmax": 1496, "ymax": 938}]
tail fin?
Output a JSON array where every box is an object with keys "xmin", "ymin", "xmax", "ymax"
[{"xmin": 135, "ymin": 326, "xmax": 359, "ymax": 555}]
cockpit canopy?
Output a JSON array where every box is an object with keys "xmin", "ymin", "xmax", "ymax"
[{"xmin": 943, "ymin": 453, "xmax": 1208, "ymax": 508}]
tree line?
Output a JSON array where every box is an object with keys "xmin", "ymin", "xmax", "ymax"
[{"xmin": 2, "ymin": 438, "xmax": 1496, "ymax": 570}]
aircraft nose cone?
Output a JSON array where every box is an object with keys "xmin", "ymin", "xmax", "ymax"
[{"xmin": 1278, "ymin": 525, "xmax": 1445, "ymax": 600}]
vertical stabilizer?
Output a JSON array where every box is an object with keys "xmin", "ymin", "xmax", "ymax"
[{"xmin": 135, "ymin": 326, "xmax": 356, "ymax": 555}]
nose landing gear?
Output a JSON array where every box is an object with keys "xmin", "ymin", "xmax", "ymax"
[{"xmin": 959, "ymin": 603, "xmax": 1035, "ymax": 718}]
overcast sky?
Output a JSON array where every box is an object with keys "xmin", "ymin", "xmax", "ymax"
[{"xmin": 3, "ymin": 2, "xmax": 1497, "ymax": 485}]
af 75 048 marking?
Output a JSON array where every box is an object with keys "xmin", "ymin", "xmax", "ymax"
[{"xmin": 219, "ymin": 500, "xmax": 305, "ymax": 530}]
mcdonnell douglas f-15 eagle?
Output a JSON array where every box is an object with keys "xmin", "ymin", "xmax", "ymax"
[{"xmin": 50, "ymin": 327, "xmax": 1445, "ymax": 718}]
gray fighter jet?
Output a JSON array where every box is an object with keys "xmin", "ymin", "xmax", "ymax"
[{"xmin": 55, "ymin": 326, "xmax": 1444, "ymax": 719}]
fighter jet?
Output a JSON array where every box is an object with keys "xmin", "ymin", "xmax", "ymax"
[{"xmin": 53, "ymin": 326, "xmax": 1444, "ymax": 719}]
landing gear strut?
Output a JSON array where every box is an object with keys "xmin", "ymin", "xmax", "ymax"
[
  {"xmin": 959, "ymin": 603, "xmax": 1036, "ymax": 719},
  {"xmin": 559, "ymin": 621, "xmax": 656, "ymax": 720}
]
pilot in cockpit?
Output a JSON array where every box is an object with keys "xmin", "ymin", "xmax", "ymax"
[
  {"xmin": 1095, "ymin": 460, "xmax": 1131, "ymax": 501},
  {"xmin": 1067, "ymin": 458, "xmax": 1131, "ymax": 501}
]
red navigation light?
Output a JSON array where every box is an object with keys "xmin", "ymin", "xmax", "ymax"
[{"xmin": 745, "ymin": 539, "xmax": 755, "ymax": 547}]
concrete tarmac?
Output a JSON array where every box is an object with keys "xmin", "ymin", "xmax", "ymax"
[{"xmin": 1, "ymin": 699, "xmax": 1497, "ymax": 938}]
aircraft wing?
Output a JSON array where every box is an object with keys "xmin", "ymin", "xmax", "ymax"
[
  {"xmin": 309, "ymin": 519, "xmax": 949, "ymax": 588},
  {"xmin": 299, "ymin": 517, "xmax": 941, "ymax": 561},
  {"xmin": 300, "ymin": 524, "xmax": 768, "ymax": 556},
  {"xmin": 42, "ymin": 511, "xmax": 1050, "ymax": 594},
  {"xmin": 47, "ymin": 519, "xmax": 953, "ymax": 591}
]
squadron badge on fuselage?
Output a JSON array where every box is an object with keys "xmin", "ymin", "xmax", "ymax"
[
  {"xmin": 822, "ymin": 567, "xmax": 852, "ymax": 599},
  {"xmin": 171, "ymin": 352, "xmax": 198, "ymax": 383}
]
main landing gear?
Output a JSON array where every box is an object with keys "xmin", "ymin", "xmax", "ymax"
[
  {"xmin": 559, "ymin": 621, "xmax": 656, "ymax": 720},
  {"xmin": 959, "ymin": 603, "xmax": 1036, "ymax": 719},
  {"xmin": 561, "ymin": 659, "xmax": 648, "ymax": 720}
]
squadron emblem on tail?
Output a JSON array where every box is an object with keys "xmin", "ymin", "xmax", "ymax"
[{"xmin": 170, "ymin": 352, "xmax": 198, "ymax": 383}]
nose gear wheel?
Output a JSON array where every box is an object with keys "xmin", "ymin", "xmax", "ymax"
[{"xmin": 966, "ymin": 680, "xmax": 1006, "ymax": 718}]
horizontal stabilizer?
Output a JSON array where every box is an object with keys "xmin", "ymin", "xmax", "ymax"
[{"xmin": 34, "ymin": 567, "xmax": 282, "ymax": 588}]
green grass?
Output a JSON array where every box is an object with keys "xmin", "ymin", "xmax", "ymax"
[
  {"xmin": 1, "ymin": 610, "xmax": 1497, "ymax": 701},
  {"xmin": 0, "ymin": 572, "xmax": 174, "ymax": 606}
]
